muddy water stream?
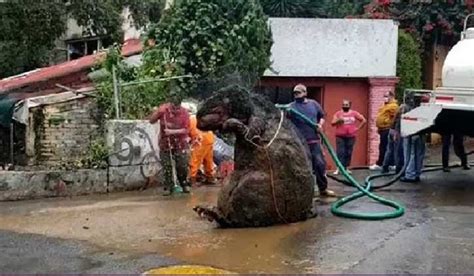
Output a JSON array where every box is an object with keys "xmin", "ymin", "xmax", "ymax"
[{"xmin": 0, "ymin": 188, "xmax": 335, "ymax": 273}]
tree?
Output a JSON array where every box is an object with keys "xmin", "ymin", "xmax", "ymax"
[
  {"xmin": 259, "ymin": 0, "xmax": 369, "ymax": 18},
  {"xmin": 95, "ymin": 44, "xmax": 168, "ymax": 120},
  {"xmin": 142, "ymin": 0, "xmax": 273, "ymax": 98},
  {"xmin": 259, "ymin": 0, "xmax": 318, "ymax": 17},
  {"xmin": 396, "ymin": 30, "xmax": 422, "ymax": 100},
  {"xmin": 363, "ymin": 0, "xmax": 474, "ymax": 46},
  {"xmin": 0, "ymin": 0, "xmax": 164, "ymax": 79},
  {"xmin": 0, "ymin": 1, "xmax": 66, "ymax": 78},
  {"xmin": 315, "ymin": 0, "xmax": 370, "ymax": 18}
]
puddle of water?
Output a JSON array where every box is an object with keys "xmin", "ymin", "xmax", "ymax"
[{"xmin": 0, "ymin": 189, "xmax": 324, "ymax": 274}]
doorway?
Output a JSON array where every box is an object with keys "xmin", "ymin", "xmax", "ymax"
[{"xmin": 307, "ymin": 86, "xmax": 323, "ymax": 105}]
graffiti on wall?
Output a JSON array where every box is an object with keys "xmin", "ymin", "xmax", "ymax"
[{"xmin": 106, "ymin": 120, "xmax": 161, "ymax": 180}]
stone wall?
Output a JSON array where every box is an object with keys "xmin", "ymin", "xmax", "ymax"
[
  {"xmin": 0, "ymin": 166, "xmax": 153, "ymax": 201},
  {"xmin": 25, "ymin": 96, "xmax": 100, "ymax": 167}
]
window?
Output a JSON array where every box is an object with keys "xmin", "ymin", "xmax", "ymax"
[{"xmin": 66, "ymin": 37, "xmax": 109, "ymax": 60}]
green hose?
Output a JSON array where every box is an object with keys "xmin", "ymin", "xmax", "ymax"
[{"xmin": 276, "ymin": 104, "xmax": 405, "ymax": 220}]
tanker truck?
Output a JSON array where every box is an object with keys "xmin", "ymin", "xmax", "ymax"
[{"xmin": 401, "ymin": 14, "xmax": 474, "ymax": 137}]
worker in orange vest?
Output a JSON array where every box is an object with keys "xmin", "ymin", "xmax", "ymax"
[{"xmin": 183, "ymin": 102, "xmax": 216, "ymax": 186}]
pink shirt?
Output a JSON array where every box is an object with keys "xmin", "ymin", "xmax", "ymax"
[{"xmin": 334, "ymin": 110, "xmax": 363, "ymax": 138}]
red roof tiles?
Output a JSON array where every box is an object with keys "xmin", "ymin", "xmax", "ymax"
[{"xmin": 0, "ymin": 38, "xmax": 143, "ymax": 94}]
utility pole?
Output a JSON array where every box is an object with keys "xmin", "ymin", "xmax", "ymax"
[{"xmin": 112, "ymin": 66, "xmax": 121, "ymax": 119}]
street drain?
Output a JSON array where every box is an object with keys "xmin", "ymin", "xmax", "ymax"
[{"xmin": 143, "ymin": 265, "xmax": 234, "ymax": 274}]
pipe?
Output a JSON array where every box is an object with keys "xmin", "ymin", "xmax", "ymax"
[{"xmin": 9, "ymin": 123, "xmax": 14, "ymax": 166}]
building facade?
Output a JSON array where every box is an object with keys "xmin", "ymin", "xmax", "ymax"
[{"xmin": 259, "ymin": 18, "xmax": 399, "ymax": 168}]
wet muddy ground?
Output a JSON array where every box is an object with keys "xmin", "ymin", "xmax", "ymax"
[{"xmin": 0, "ymin": 144, "xmax": 473, "ymax": 273}]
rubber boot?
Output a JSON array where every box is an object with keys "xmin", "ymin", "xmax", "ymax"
[
  {"xmin": 172, "ymin": 184, "xmax": 183, "ymax": 194},
  {"xmin": 181, "ymin": 181, "xmax": 191, "ymax": 193},
  {"xmin": 204, "ymin": 176, "xmax": 217, "ymax": 186}
]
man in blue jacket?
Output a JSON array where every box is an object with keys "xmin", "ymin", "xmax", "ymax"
[{"xmin": 288, "ymin": 84, "xmax": 336, "ymax": 197}]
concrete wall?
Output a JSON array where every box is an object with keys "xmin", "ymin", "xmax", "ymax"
[
  {"xmin": 265, "ymin": 18, "xmax": 398, "ymax": 78},
  {"xmin": 64, "ymin": 9, "xmax": 141, "ymax": 41},
  {"xmin": 0, "ymin": 119, "xmax": 163, "ymax": 201},
  {"xmin": 106, "ymin": 120, "xmax": 159, "ymax": 166},
  {"xmin": 105, "ymin": 120, "xmax": 161, "ymax": 189},
  {"xmin": 49, "ymin": 8, "xmax": 141, "ymax": 64},
  {"xmin": 0, "ymin": 166, "xmax": 155, "ymax": 201}
]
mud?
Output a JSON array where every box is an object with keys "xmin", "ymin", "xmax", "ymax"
[
  {"xmin": 0, "ymin": 188, "xmax": 313, "ymax": 273},
  {"xmin": 0, "ymin": 167, "xmax": 473, "ymax": 273},
  {"xmin": 0, "ymin": 144, "xmax": 474, "ymax": 274}
]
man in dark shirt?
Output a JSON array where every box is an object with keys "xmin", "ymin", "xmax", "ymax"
[
  {"xmin": 441, "ymin": 132, "xmax": 470, "ymax": 172},
  {"xmin": 288, "ymin": 84, "xmax": 336, "ymax": 197},
  {"xmin": 149, "ymin": 88, "xmax": 191, "ymax": 195}
]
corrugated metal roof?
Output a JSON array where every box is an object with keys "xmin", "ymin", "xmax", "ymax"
[
  {"xmin": 0, "ymin": 38, "xmax": 143, "ymax": 94},
  {"xmin": 264, "ymin": 18, "xmax": 398, "ymax": 78}
]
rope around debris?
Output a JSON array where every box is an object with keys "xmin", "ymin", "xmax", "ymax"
[{"xmin": 242, "ymin": 110, "xmax": 288, "ymax": 224}]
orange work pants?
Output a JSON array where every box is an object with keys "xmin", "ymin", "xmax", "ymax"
[{"xmin": 190, "ymin": 143, "xmax": 214, "ymax": 179}]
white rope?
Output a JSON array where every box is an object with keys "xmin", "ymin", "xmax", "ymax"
[
  {"xmin": 244, "ymin": 110, "xmax": 285, "ymax": 150},
  {"xmin": 242, "ymin": 110, "xmax": 289, "ymax": 223}
]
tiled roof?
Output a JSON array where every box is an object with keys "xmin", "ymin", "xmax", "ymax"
[{"xmin": 0, "ymin": 38, "xmax": 143, "ymax": 94}]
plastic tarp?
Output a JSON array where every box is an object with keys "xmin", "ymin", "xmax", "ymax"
[
  {"xmin": 213, "ymin": 136, "xmax": 234, "ymax": 166},
  {"xmin": 11, "ymin": 92, "xmax": 85, "ymax": 125},
  {"xmin": 0, "ymin": 95, "xmax": 20, "ymax": 128}
]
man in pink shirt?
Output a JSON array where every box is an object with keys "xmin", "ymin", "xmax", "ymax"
[
  {"xmin": 331, "ymin": 100, "xmax": 366, "ymax": 174},
  {"xmin": 148, "ymin": 88, "xmax": 191, "ymax": 195}
]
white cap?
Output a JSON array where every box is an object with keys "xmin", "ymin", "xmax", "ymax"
[
  {"xmin": 293, "ymin": 84, "xmax": 307, "ymax": 93},
  {"xmin": 181, "ymin": 101, "xmax": 198, "ymax": 115}
]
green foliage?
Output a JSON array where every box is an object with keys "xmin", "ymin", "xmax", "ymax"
[
  {"xmin": 121, "ymin": 0, "xmax": 165, "ymax": 29},
  {"xmin": 363, "ymin": 0, "xmax": 474, "ymax": 46},
  {"xmin": 259, "ymin": 0, "xmax": 318, "ymax": 17},
  {"xmin": 316, "ymin": 0, "xmax": 370, "ymax": 18},
  {"xmin": 67, "ymin": 1, "xmax": 124, "ymax": 43},
  {"xmin": 261, "ymin": 0, "xmax": 474, "ymax": 46},
  {"xmin": 75, "ymin": 138, "xmax": 109, "ymax": 169},
  {"xmin": 396, "ymin": 30, "xmax": 422, "ymax": 101},
  {"xmin": 96, "ymin": 80, "xmax": 167, "ymax": 120},
  {"xmin": 260, "ymin": 0, "xmax": 369, "ymax": 18},
  {"xmin": 95, "ymin": 44, "xmax": 167, "ymax": 119},
  {"xmin": 0, "ymin": 0, "xmax": 163, "ymax": 79},
  {"xmin": 0, "ymin": 1, "xmax": 66, "ymax": 77},
  {"xmin": 142, "ymin": 0, "xmax": 273, "ymax": 97}
]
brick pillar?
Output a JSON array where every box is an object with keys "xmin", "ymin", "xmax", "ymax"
[{"xmin": 367, "ymin": 77, "xmax": 399, "ymax": 165}]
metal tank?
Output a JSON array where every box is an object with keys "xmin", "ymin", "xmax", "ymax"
[
  {"xmin": 401, "ymin": 14, "xmax": 474, "ymax": 137},
  {"xmin": 442, "ymin": 27, "xmax": 474, "ymax": 88}
]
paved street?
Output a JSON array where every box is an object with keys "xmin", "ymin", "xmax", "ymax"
[
  {"xmin": 2, "ymin": 0, "xmax": 474, "ymax": 274},
  {"xmin": 1, "ymin": 164, "xmax": 473, "ymax": 274}
]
